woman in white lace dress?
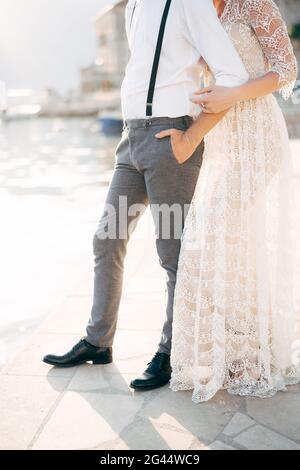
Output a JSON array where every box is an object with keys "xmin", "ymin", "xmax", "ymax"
[{"xmin": 170, "ymin": 0, "xmax": 300, "ymax": 402}]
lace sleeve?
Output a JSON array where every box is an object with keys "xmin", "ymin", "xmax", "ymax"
[{"xmin": 241, "ymin": 0, "xmax": 298, "ymax": 99}]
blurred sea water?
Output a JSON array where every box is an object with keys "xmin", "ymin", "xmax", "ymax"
[{"xmin": 0, "ymin": 117, "xmax": 118, "ymax": 364}]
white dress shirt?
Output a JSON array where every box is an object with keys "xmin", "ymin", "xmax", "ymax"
[{"xmin": 121, "ymin": 0, "xmax": 249, "ymax": 119}]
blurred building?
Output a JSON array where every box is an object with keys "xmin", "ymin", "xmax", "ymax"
[
  {"xmin": 81, "ymin": 0, "xmax": 128, "ymax": 94},
  {"xmin": 276, "ymin": 0, "xmax": 300, "ymax": 27},
  {"xmin": 278, "ymin": 0, "xmax": 300, "ymax": 78},
  {"xmin": 81, "ymin": 65, "xmax": 104, "ymax": 94}
]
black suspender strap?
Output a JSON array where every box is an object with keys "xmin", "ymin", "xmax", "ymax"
[{"xmin": 146, "ymin": 0, "xmax": 172, "ymax": 117}]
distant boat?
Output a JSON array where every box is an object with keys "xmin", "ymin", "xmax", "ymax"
[
  {"xmin": 39, "ymin": 101, "xmax": 100, "ymax": 118},
  {"xmin": 1, "ymin": 104, "xmax": 41, "ymax": 122},
  {"xmin": 98, "ymin": 111, "xmax": 123, "ymax": 135}
]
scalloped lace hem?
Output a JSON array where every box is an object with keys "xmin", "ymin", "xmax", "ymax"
[{"xmin": 170, "ymin": 370, "xmax": 300, "ymax": 403}]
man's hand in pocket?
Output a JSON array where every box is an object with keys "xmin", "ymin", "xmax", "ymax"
[{"xmin": 155, "ymin": 129, "xmax": 197, "ymax": 164}]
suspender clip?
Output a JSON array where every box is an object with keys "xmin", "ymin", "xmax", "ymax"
[
  {"xmin": 145, "ymin": 117, "xmax": 152, "ymax": 128},
  {"xmin": 146, "ymin": 103, "xmax": 153, "ymax": 118}
]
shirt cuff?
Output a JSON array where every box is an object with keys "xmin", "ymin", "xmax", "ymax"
[{"xmin": 215, "ymin": 74, "xmax": 249, "ymax": 88}]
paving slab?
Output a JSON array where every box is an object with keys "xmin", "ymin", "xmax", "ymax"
[
  {"xmin": 32, "ymin": 391, "xmax": 144, "ymax": 450},
  {"xmin": 234, "ymin": 425, "xmax": 300, "ymax": 451},
  {"xmin": 246, "ymin": 393, "xmax": 300, "ymax": 442},
  {"xmin": 209, "ymin": 441, "xmax": 237, "ymax": 451},
  {"xmin": 115, "ymin": 419, "xmax": 195, "ymax": 451},
  {"xmin": 139, "ymin": 388, "xmax": 243, "ymax": 443},
  {"xmin": 2, "ymin": 333, "xmax": 80, "ymax": 378},
  {"xmin": 112, "ymin": 329, "xmax": 162, "ymax": 360},
  {"xmin": 38, "ymin": 296, "xmax": 92, "ymax": 335},
  {"xmin": 0, "ymin": 375, "xmax": 68, "ymax": 450},
  {"xmin": 67, "ymin": 363, "xmax": 136, "ymax": 393},
  {"xmin": 223, "ymin": 413, "xmax": 256, "ymax": 437}
]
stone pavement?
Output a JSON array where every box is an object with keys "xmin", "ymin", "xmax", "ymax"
[{"xmin": 1, "ymin": 141, "xmax": 300, "ymax": 451}]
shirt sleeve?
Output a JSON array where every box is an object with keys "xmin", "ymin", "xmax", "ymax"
[
  {"xmin": 241, "ymin": 0, "xmax": 298, "ymax": 99},
  {"xmin": 180, "ymin": 0, "xmax": 249, "ymax": 87}
]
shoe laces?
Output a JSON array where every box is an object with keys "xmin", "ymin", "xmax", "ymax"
[
  {"xmin": 71, "ymin": 338, "xmax": 86, "ymax": 354},
  {"xmin": 147, "ymin": 352, "xmax": 161, "ymax": 366}
]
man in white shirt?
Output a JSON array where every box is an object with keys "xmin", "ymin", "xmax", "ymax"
[{"xmin": 43, "ymin": 0, "xmax": 248, "ymax": 390}]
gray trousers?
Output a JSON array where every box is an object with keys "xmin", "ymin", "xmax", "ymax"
[{"xmin": 86, "ymin": 116, "xmax": 203, "ymax": 354}]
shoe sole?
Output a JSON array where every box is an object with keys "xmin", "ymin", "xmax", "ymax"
[
  {"xmin": 130, "ymin": 380, "xmax": 170, "ymax": 391},
  {"xmin": 42, "ymin": 358, "xmax": 113, "ymax": 368}
]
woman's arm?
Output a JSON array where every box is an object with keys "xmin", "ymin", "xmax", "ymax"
[
  {"xmin": 192, "ymin": 72, "xmax": 283, "ymax": 114},
  {"xmin": 236, "ymin": 72, "xmax": 289, "ymax": 100},
  {"xmin": 192, "ymin": 0, "xmax": 298, "ymax": 114}
]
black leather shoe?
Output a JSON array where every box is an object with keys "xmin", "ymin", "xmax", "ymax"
[
  {"xmin": 42, "ymin": 338, "xmax": 112, "ymax": 368},
  {"xmin": 130, "ymin": 352, "xmax": 171, "ymax": 391}
]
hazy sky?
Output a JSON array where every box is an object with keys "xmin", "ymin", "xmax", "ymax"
[{"xmin": 0, "ymin": 0, "xmax": 119, "ymax": 93}]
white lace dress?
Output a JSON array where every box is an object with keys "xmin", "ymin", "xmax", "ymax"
[{"xmin": 170, "ymin": 0, "xmax": 300, "ymax": 402}]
